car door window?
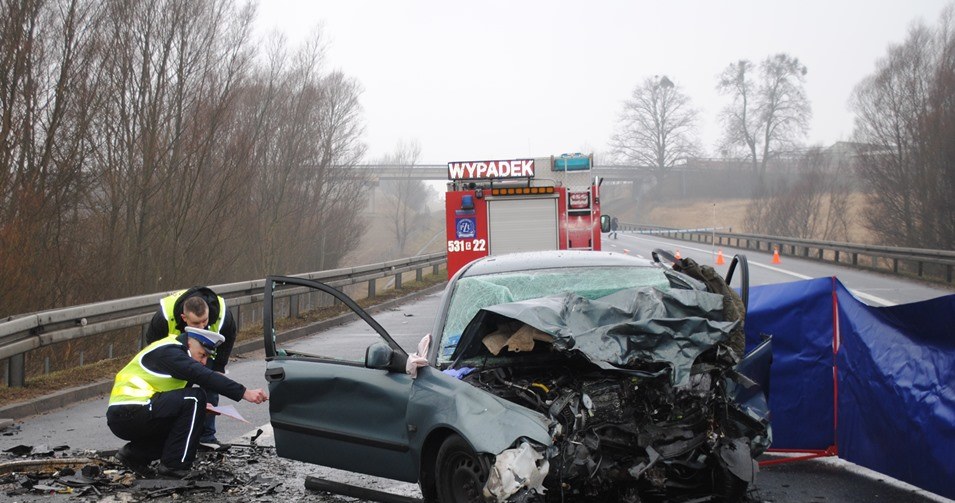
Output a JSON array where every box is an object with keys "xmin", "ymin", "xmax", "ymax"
[{"xmin": 264, "ymin": 277, "xmax": 406, "ymax": 364}]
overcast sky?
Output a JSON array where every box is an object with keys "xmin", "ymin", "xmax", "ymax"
[{"xmin": 254, "ymin": 0, "xmax": 952, "ymax": 165}]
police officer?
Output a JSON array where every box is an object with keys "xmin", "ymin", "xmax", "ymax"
[
  {"xmin": 144, "ymin": 286, "xmax": 237, "ymax": 450},
  {"xmin": 107, "ymin": 327, "xmax": 267, "ymax": 477}
]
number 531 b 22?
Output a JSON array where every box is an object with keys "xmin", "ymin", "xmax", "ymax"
[{"xmin": 447, "ymin": 239, "xmax": 486, "ymax": 252}]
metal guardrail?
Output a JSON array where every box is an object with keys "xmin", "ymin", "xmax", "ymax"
[
  {"xmin": 1, "ymin": 253, "xmax": 447, "ymax": 387},
  {"xmin": 621, "ymin": 223, "xmax": 955, "ymax": 284},
  {"xmin": 5, "ymin": 229, "xmax": 951, "ymax": 388}
]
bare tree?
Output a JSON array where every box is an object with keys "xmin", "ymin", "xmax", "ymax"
[
  {"xmin": 302, "ymin": 70, "xmax": 370, "ymax": 271},
  {"xmin": 0, "ymin": 0, "xmax": 105, "ymax": 314},
  {"xmin": 717, "ymin": 54, "xmax": 811, "ymax": 182},
  {"xmin": 925, "ymin": 6, "xmax": 955, "ymax": 249},
  {"xmin": 83, "ymin": 0, "xmax": 259, "ymax": 295},
  {"xmin": 610, "ymin": 75, "xmax": 699, "ymax": 185},
  {"xmin": 745, "ymin": 147, "xmax": 852, "ymax": 241},
  {"xmin": 0, "ymin": 0, "xmax": 374, "ymax": 319},
  {"xmin": 379, "ymin": 140, "xmax": 432, "ymax": 256},
  {"xmin": 851, "ymin": 6, "xmax": 955, "ymax": 249},
  {"xmin": 235, "ymin": 33, "xmax": 369, "ymax": 277}
]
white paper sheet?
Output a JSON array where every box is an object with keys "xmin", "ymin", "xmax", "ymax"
[{"xmin": 206, "ymin": 403, "xmax": 248, "ymax": 423}]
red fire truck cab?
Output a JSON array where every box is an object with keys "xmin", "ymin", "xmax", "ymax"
[{"xmin": 445, "ymin": 153, "xmax": 602, "ymax": 278}]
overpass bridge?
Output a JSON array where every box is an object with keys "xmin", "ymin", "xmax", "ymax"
[{"xmin": 351, "ymin": 163, "xmax": 673, "ymax": 182}]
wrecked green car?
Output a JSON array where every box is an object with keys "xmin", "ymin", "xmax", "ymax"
[{"xmin": 264, "ymin": 250, "xmax": 771, "ymax": 503}]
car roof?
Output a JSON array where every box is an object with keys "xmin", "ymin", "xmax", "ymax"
[{"xmin": 459, "ymin": 250, "xmax": 658, "ymax": 278}]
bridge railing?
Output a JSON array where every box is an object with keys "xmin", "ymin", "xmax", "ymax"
[
  {"xmin": 621, "ymin": 223, "xmax": 955, "ymax": 285},
  {"xmin": 1, "ymin": 253, "xmax": 447, "ymax": 388}
]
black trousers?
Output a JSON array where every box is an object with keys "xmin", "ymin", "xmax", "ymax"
[
  {"xmin": 107, "ymin": 387, "xmax": 207, "ymax": 470},
  {"xmin": 202, "ymin": 390, "xmax": 219, "ymax": 442}
]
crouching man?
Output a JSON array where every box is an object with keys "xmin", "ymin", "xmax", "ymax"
[{"xmin": 106, "ymin": 326, "xmax": 267, "ymax": 477}]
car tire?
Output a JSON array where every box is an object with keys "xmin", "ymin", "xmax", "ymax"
[
  {"xmin": 712, "ymin": 464, "xmax": 749, "ymax": 503},
  {"xmin": 435, "ymin": 434, "xmax": 488, "ymax": 503}
]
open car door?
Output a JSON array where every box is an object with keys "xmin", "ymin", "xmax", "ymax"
[{"xmin": 262, "ymin": 275, "xmax": 419, "ymax": 482}]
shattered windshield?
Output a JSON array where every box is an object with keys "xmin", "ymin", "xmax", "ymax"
[{"xmin": 439, "ymin": 266, "xmax": 670, "ymax": 363}]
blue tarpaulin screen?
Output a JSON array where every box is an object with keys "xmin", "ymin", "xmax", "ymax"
[
  {"xmin": 746, "ymin": 278, "xmax": 955, "ymax": 499},
  {"xmin": 835, "ymin": 283, "xmax": 955, "ymax": 499},
  {"xmin": 746, "ymin": 277, "xmax": 836, "ymax": 450}
]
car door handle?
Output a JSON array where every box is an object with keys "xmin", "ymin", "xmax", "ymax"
[{"xmin": 265, "ymin": 367, "xmax": 285, "ymax": 382}]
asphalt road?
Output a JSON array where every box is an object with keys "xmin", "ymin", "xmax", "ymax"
[
  {"xmin": 3, "ymin": 249, "xmax": 953, "ymax": 502},
  {"xmin": 601, "ymin": 232, "xmax": 954, "ymax": 305}
]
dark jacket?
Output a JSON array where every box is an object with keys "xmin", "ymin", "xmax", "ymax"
[
  {"xmin": 139, "ymin": 334, "xmax": 246, "ymax": 402},
  {"xmin": 144, "ymin": 286, "xmax": 237, "ymax": 373}
]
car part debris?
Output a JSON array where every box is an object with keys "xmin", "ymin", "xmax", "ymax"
[
  {"xmin": 483, "ymin": 441, "xmax": 549, "ymax": 502},
  {"xmin": 304, "ymin": 475, "xmax": 423, "ymax": 503},
  {"xmin": 0, "ymin": 457, "xmax": 101, "ymax": 476},
  {"xmin": 0, "ymin": 445, "xmax": 296, "ymax": 501}
]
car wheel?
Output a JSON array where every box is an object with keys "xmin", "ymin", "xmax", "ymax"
[
  {"xmin": 712, "ymin": 464, "xmax": 749, "ymax": 503},
  {"xmin": 435, "ymin": 435, "xmax": 488, "ymax": 503}
]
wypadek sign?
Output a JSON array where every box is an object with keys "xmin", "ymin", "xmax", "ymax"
[{"xmin": 447, "ymin": 159, "xmax": 535, "ymax": 180}]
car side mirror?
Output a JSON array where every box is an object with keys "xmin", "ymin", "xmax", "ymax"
[
  {"xmin": 600, "ymin": 215, "xmax": 611, "ymax": 233},
  {"xmin": 365, "ymin": 342, "xmax": 409, "ymax": 373}
]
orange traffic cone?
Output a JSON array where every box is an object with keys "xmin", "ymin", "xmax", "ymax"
[
  {"xmin": 772, "ymin": 246, "xmax": 781, "ymax": 264},
  {"xmin": 674, "ymin": 249, "xmax": 682, "ymax": 260},
  {"xmin": 716, "ymin": 249, "xmax": 725, "ymax": 265}
]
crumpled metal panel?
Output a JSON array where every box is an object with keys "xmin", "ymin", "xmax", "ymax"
[
  {"xmin": 406, "ymin": 367, "xmax": 553, "ymax": 455},
  {"xmin": 439, "ymin": 267, "xmax": 671, "ymax": 361},
  {"xmin": 452, "ymin": 286, "xmax": 737, "ymax": 387},
  {"xmin": 730, "ymin": 337, "xmax": 774, "ymax": 455},
  {"xmin": 717, "ymin": 437, "xmax": 758, "ymax": 482}
]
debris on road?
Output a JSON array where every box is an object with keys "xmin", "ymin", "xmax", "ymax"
[{"xmin": 0, "ymin": 442, "xmax": 288, "ymax": 501}]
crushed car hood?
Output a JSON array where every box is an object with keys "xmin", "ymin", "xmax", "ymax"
[{"xmin": 450, "ymin": 286, "xmax": 738, "ymax": 386}]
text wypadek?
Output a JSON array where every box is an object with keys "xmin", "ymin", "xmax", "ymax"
[{"xmin": 447, "ymin": 159, "xmax": 535, "ymax": 180}]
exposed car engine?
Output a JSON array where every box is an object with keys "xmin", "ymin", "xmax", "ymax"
[
  {"xmin": 444, "ymin": 264, "xmax": 770, "ymax": 502},
  {"xmin": 461, "ymin": 349, "xmax": 758, "ymax": 502}
]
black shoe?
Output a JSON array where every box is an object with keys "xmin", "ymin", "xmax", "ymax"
[
  {"xmin": 156, "ymin": 464, "xmax": 196, "ymax": 479},
  {"xmin": 115, "ymin": 445, "xmax": 152, "ymax": 476}
]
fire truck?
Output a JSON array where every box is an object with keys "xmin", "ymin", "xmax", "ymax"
[{"xmin": 444, "ymin": 153, "xmax": 603, "ymax": 278}]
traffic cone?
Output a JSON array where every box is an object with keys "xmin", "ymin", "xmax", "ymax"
[
  {"xmin": 772, "ymin": 246, "xmax": 781, "ymax": 264},
  {"xmin": 674, "ymin": 249, "xmax": 682, "ymax": 260},
  {"xmin": 716, "ymin": 249, "xmax": 725, "ymax": 265}
]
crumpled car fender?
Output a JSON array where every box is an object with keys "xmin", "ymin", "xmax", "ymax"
[{"xmin": 407, "ymin": 367, "xmax": 553, "ymax": 456}]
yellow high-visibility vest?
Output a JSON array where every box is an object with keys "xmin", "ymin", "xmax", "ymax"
[
  {"xmin": 160, "ymin": 290, "xmax": 226, "ymax": 335},
  {"xmin": 108, "ymin": 336, "xmax": 187, "ymax": 406}
]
